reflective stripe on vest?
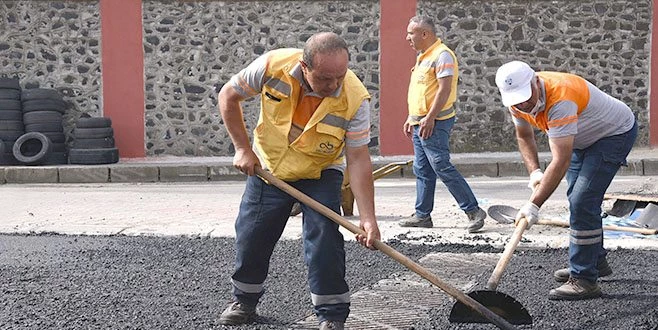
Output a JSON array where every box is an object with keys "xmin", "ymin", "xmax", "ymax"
[
  {"xmin": 264, "ymin": 77, "xmax": 291, "ymax": 96},
  {"xmin": 320, "ymin": 113, "xmax": 349, "ymax": 130}
]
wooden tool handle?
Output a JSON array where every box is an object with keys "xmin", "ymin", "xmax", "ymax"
[
  {"xmin": 537, "ymin": 219, "xmax": 570, "ymax": 227},
  {"xmin": 486, "ymin": 217, "xmax": 527, "ymax": 291},
  {"xmin": 255, "ymin": 168, "xmax": 517, "ymax": 330},
  {"xmin": 538, "ymin": 219, "xmax": 657, "ymax": 235},
  {"xmin": 603, "ymin": 224, "xmax": 657, "ymax": 235}
]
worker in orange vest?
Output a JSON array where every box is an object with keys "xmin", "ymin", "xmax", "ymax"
[{"xmin": 496, "ymin": 60, "xmax": 637, "ymax": 300}]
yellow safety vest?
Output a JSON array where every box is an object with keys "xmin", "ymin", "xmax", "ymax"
[
  {"xmin": 253, "ymin": 49, "xmax": 370, "ymax": 181},
  {"xmin": 511, "ymin": 72, "xmax": 589, "ymax": 132},
  {"xmin": 407, "ymin": 39, "xmax": 458, "ymax": 124}
]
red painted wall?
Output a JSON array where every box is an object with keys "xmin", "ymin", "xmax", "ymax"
[
  {"xmin": 379, "ymin": 0, "xmax": 416, "ymax": 155},
  {"xmin": 651, "ymin": 0, "xmax": 658, "ymax": 147},
  {"xmin": 100, "ymin": 0, "xmax": 145, "ymax": 157}
]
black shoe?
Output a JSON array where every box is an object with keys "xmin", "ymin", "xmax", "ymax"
[
  {"xmin": 290, "ymin": 202, "xmax": 302, "ymax": 216},
  {"xmin": 553, "ymin": 259, "xmax": 613, "ymax": 282},
  {"xmin": 399, "ymin": 213, "xmax": 433, "ymax": 228},
  {"xmin": 319, "ymin": 320, "xmax": 345, "ymax": 330},
  {"xmin": 548, "ymin": 277, "xmax": 602, "ymax": 300},
  {"xmin": 218, "ymin": 301, "xmax": 257, "ymax": 325},
  {"xmin": 466, "ymin": 207, "xmax": 486, "ymax": 233}
]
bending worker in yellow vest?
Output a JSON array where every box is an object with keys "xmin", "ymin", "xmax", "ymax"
[
  {"xmin": 217, "ymin": 32, "xmax": 380, "ymax": 330},
  {"xmin": 400, "ymin": 15, "xmax": 486, "ymax": 232},
  {"xmin": 495, "ymin": 60, "xmax": 637, "ymax": 300}
]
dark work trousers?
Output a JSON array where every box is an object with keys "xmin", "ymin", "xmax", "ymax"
[{"xmin": 230, "ymin": 169, "xmax": 350, "ymax": 323}]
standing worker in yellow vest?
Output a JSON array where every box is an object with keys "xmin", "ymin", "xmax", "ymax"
[
  {"xmin": 495, "ymin": 60, "xmax": 637, "ymax": 300},
  {"xmin": 217, "ymin": 32, "xmax": 380, "ymax": 330},
  {"xmin": 400, "ymin": 15, "xmax": 486, "ymax": 232}
]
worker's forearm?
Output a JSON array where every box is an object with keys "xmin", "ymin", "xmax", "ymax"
[
  {"xmin": 218, "ymin": 89, "xmax": 251, "ymax": 151},
  {"xmin": 222, "ymin": 109, "xmax": 251, "ymax": 150},
  {"xmin": 531, "ymin": 137, "xmax": 573, "ymax": 207},
  {"xmin": 516, "ymin": 135, "xmax": 540, "ymax": 174},
  {"xmin": 346, "ymin": 149, "xmax": 376, "ymax": 222},
  {"xmin": 531, "ymin": 158, "xmax": 569, "ymax": 207}
]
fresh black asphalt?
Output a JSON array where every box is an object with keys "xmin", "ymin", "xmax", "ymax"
[{"xmin": 0, "ymin": 233, "xmax": 656, "ymax": 330}]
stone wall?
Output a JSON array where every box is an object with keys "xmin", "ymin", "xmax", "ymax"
[
  {"xmin": 419, "ymin": 0, "xmax": 651, "ymax": 152},
  {"xmin": 0, "ymin": 0, "xmax": 651, "ymax": 155},
  {"xmin": 141, "ymin": 1, "xmax": 380, "ymax": 155},
  {"xmin": 0, "ymin": 1, "xmax": 101, "ymax": 143}
]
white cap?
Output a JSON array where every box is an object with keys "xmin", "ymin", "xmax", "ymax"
[{"xmin": 495, "ymin": 61, "xmax": 535, "ymax": 107}]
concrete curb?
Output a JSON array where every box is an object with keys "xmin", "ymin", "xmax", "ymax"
[
  {"xmin": 1, "ymin": 149, "xmax": 657, "ymax": 184},
  {"xmin": 1, "ymin": 157, "xmax": 657, "ymax": 184}
]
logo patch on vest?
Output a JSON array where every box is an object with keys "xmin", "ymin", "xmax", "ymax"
[{"xmin": 316, "ymin": 141, "xmax": 335, "ymax": 154}]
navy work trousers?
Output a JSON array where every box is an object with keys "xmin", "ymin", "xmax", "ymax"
[{"xmin": 230, "ymin": 169, "xmax": 350, "ymax": 323}]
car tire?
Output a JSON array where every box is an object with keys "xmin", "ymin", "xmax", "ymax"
[
  {"xmin": 12, "ymin": 132, "xmax": 53, "ymax": 165},
  {"xmin": 76, "ymin": 117, "xmax": 112, "ymax": 128},
  {"xmin": 69, "ymin": 147, "xmax": 119, "ymax": 165}
]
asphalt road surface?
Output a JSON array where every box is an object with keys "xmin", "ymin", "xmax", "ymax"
[
  {"xmin": 1, "ymin": 234, "xmax": 657, "ymax": 330},
  {"xmin": 1, "ymin": 176, "xmax": 658, "ymax": 329}
]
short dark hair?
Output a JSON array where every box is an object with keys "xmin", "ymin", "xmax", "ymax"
[
  {"xmin": 302, "ymin": 32, "xmax": 349, "ymax": 69},
  {"xmin": 409, "ymin": 15, "xmax": 437, "ymax": 35}
]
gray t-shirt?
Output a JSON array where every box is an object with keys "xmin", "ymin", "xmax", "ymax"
[
  {"xmin": 512, "ymin": 79, "xmax": 635, "ymax": 149},
  {"xmin": 435, "ymin": 51, "xmax": 455, "ymax": 79}
]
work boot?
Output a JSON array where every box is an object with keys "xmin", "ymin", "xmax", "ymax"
[
  {"xmin": 399, "ymin": 213, "xmax": 433, "ymax": 228},
  {"xmin": 553, "ymin": 259, "xmax": 613, "ymax": 282},
  {"xmin": 319, "ymin": 320, "xmax": 345, "ymax": 330},
  {"xmin": 548, "ymin": 277, "xmax": 602, "ymax": 300},
  {"xmin": 465, "ymin": 207, "xmax": 486, "ymax": 233},
  {"xmin": 218, "ymin": 301, "xmax": 257, "ymax": 325},
  {"xmin": 290, "ymin": 202, "xmax": 303, "ymax": 216}
]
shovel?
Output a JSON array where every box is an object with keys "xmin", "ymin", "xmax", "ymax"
[
  {"xmin": 488, "ymin": 204, "xmax": 658, "ymax": 235},
  {"xmin": 635, "ymin": 203, "xmax": 658, "ymax": 230},
  {"xmin": 606, "ymin": 199, "xmax": 637, "ymax": 217},
  {"xmin": 449, "ymin": 216, "xmax": 533, "ymax": 325},
  {"xmin": 254, "ymin": 167, "xmax": 519, "ymax": 330}
]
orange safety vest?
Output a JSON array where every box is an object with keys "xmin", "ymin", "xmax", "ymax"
[
  {"xmin": 511, "ymin": 72, "xmax": 589, "ymax": 132},
  {"xmin": 253, "ymin": 49, "xmax": 370, "ymax": 181},
  {"xmin": 407, "ymin": 39, "xmax": 458, "ymax": 124}
]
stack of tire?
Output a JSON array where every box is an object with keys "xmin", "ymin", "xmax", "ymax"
[
  {"xmin": 0, "ymin": 77, "xmax": 23, "ymax": 165},
  {"xmin": 69, "ymin": 116, "xmax": 119, "ymax": 164},
  {"xmin": 13, "ymin": 88, "xmax": 68, "ymax": 165}
]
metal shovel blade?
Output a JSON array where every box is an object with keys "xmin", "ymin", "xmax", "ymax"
[
  {"xmin": 449, "ymin": 290, "xmax": 532, "ymax": 325},
  {"xmin": 488, "ymin": 205, "xmax": 519, "ymax": 224},
  {"xmin": 636, "ymin": 203, "xmax": 658, "ymax": 229},
  {"xmin": 606, "ymin": 199, "xmax": 637, "ymax": 217}
]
